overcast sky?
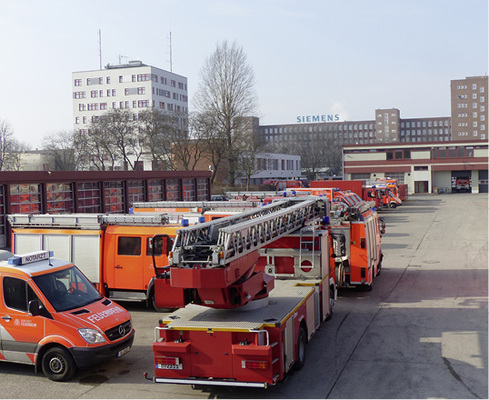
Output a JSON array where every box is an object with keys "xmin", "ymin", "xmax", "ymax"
[{"xmin": 0, "ymin": 0, "xmax": 487, "ymax": 148}]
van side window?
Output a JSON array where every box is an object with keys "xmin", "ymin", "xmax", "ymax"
[
  {"xmin": 118, "ymin": 237, "xmax": 141, "ymax": 255},
  {"xmin": 3, "ymin": 277, "xmax": 38, "ymax": 312}
]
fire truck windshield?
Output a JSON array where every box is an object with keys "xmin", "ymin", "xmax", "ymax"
[{"xmin": 33, "ymin": 266, "xmax": 102, "ymax": 312}]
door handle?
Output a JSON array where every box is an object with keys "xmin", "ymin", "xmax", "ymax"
[
  {"xmin": 1, "ymin": 315, "xmax": 12, "ymax": 322},
  {"xmin": 115, "ymin": 265, "xmax": 123, "ymax": 269}
]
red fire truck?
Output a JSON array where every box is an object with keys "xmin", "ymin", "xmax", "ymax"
[
  {"xmin": 146, "ymin": 194, "xmax": 384, "ymax": 388},
  {"xmin": 147, "ymin": 198, "xmax": 336, "ymax": 388}
]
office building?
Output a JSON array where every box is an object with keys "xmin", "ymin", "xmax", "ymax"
[
  {"xmin": 72, "ymin": 60, "xmax": 188, "ymax": 133},
  {"xmin": 451, "ymin": 76, "xmax": 488, "ymax": 141},
  {"xmin": 259, "ymin": 76, "xmax": 487, "ymax": 150}
]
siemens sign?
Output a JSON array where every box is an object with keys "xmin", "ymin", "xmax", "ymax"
[{"xmin": 297, "ymin": 114, "xmax": 340, "ymax": 123}]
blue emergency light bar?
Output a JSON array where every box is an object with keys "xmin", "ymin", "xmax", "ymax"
[{"xmin": 8, "ymin": 251, "xmax": 54, "ymax": 266}]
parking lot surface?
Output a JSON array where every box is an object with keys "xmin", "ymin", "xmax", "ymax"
[{"xmin": 1, "ymin": 194, "xmax": 487, "ymax": 399}]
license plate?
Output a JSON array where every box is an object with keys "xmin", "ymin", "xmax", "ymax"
[
  {"xmin": 156, "ymin": 364, "xmax": 183, "ymax": 370},
  {"xmin": 117, "ymin": 346, "xmax": 130, "ymax": 358}
]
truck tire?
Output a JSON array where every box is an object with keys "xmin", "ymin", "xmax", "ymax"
[
  {"xmin": 295, "ymin": 327, "xmax": 307, "ymax": 371},
  {"xmin": 151, "ymin": 289, "xmax": 167, "ymax": 312},
  {"xmin": 41, "ymin": 347, "xmax": 76, "ymax": 381},
  {"xmin": 389, "ymin": 203, "xmax": 397, "ymax": 209},
  {"xmin": 326, "ymin": 286, "xmax": 335, "ymax": 321},
  {"xmin": 376, "ymin": 257, "xmax": 382, "ymax": 276}
]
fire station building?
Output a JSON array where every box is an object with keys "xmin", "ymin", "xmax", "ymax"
[
  {"xmin": 0, "ymin": 170, "xmax": 211, "ymax": 248},
  {"xmin": 342, "ymin": 140, "xmax": 488, "ymax": 195}
]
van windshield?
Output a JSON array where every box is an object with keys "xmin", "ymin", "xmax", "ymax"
[{"xmin": 33, "ymin": 266, "xmax": 102, "ymax": 312}]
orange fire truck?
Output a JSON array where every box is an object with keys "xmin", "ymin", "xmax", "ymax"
[
  {"xmin": 8, "ymin": 213, "xmax": 182, "ymax": 310},
  {"xmin": 9, "ymin": 204, "xmax": 265, "ymax": 311},
  {"xmin": 0, "ymin": 250, "xmax": 134, "ymax": 381},
  {"xmin": 147, "ymin": 198, "xmax": 342, "ymax": 388},
  {"xmin": 364, "ymin": 184, "xmax": 402, "ymax": 209},
  {"xmin": 251, "ymin": 188, "xmax": 384, "ymax": 291},
  {"xmin": 328, "ymin": 201, "xmax": 383, "ymax": 290},
  {"xmin": 278, "ymin": 189, "xmax": 384, "ymax": 289}
]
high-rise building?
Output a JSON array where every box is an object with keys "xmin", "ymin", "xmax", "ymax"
[
  {"xmin": 72, "ymin": 60, "xmax": 188, "ymax": 133},
  {"xmin": 375, "ymin": 108, "xmax": 401, "ymax": 142},
  {"xmin": 451, "ymin": 75, "xmax": 488, "ymax": 141}
]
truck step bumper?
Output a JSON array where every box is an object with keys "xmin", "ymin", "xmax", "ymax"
[{"xmin": 153, "ymin": 376, "xmax": 268, "ymax": 388}]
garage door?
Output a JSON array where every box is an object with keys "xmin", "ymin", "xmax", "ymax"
[{"xmin": 479, "ymin": 170, "xmax": 488, "ymax": 193}]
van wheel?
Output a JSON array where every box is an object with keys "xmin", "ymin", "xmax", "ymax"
[
  {"xmin": 42, "ymin": 347, "xmax": 76, "ymax": 381},
  {"xmin": 295, "ymin": 327, "xmax": 307, "ymax": 371}
]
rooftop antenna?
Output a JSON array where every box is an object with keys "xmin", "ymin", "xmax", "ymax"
[
  {"xmin": 98, "ymin": 29, "xmax": 102, "ymax": 70},
  {"xmin": 119, "ymin": 55, "xmax": 128, "ymax": 65},
  {"xmin": 168, "ymin": 31, "xmax": 173, "ymax": 72}
]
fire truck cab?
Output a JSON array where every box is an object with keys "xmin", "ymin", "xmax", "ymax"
[{"xmin": 0, "ymin": 250, "xmax": 134, "ymax": 381}]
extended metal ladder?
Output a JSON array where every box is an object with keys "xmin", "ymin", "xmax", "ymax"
[{"xmin": 169, "ymin": 197, "xmax": 328, "ymax": 268}]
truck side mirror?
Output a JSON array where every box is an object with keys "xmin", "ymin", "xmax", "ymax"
[{"xmin": 28, "ymin": 300, "xmax": 41, "ymax": 317}]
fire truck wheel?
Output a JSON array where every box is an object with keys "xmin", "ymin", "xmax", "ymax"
[
  {"xmin": 150, "ymin": 290, "xmax": 167, "ymax": 312},
  {"xmin": 389, "ymin": 203, "xmax": 397, "ymax": 209},
  {"xmin": 295, "ymin": 327, "xmax": 307, "ymax": 371},
  {"xmin": 41, "ymin": 347, "xmax": 76, "ymax": 381},
  {"xmin": 326, "ymin": 286, "xmax": 335, "ymax": 321}
]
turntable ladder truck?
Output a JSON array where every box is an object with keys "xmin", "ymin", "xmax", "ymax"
[{"xmin": 149, "ymin": 197, "xmax": 337, "ymax": 388}]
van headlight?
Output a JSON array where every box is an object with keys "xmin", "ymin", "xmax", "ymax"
[{"xmin": 78, "ymin": 328, "xmax": 106, "ymax": 344}]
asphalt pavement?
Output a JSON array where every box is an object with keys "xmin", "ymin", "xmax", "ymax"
[{"xmin": 1, "ymin": 193, "xmax": 487, "ymax": 399}]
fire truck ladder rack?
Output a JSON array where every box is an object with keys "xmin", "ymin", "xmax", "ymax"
[
  {"xmin": 8, "ymin": 213, "xmax": 172, "ymax": 229},
  {"xmin": 132, "ymin": 200, "xmax": 258, "ymax": 210},
  {"xmin": 169, "ymin": 198, "xmax": 328, "ymax": 268},
  {"xmin": 225, "ymin": 191, "xmax": 277, "ymax": 200}
]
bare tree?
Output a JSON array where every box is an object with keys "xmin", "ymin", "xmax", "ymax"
[
  {"xmin": 323, "ymin": 136, "xmax": 343, "ymax": 176},
  {"xmin": 103, "ymin": 109, "xmax": 141, "ymax": 170},
  {"xmin": 78, "ymin": 124, "xmax": 119, "ymax": 171},
  {"xmin": 170, "ymin": 112, "xmax": 206, "ymax": 171},
  {"xmin": 237, "ymin": 142, "xmax": 262, "ymax": 191},
  {"xmin": 41, "ymin": 130, "xmax": 84, "ymax": 170},
  {"xmin": 0, "ymin": 119, "xmax": 20, "ymax": 171},
  {"xmin": 193, "ymin": 41, "xmax": 258, "ymax": 185},
  {"xmin": 236, "ymin": 118, "xmax": 264, "ymax": 190},
  {"xmin": 138, "ymin": 108, "xmax": 173, "ymax": 170},
  {"xmin": 87, "ymin": 109, "xmax": 143, "ymax": 170},
  {"xmin": 192, "ymin": 112, "xmax": 227, "ymax": 183},
  {"xmin": 291, "ymin": 132, "xmax": 323, "ymax": 181}
]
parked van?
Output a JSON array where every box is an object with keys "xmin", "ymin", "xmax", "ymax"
[{"xmin": 0, "ymin": 250, "xmax": 135, "ymax": 381}]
